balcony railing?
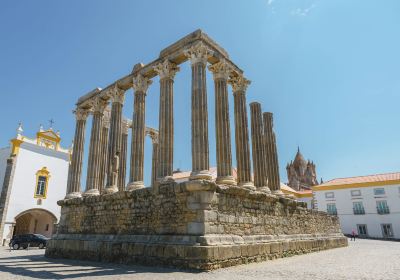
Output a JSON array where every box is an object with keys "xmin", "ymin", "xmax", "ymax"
[
  {"xmin": 353, "ymin": 208, "xmax": 365, "ymax": 215},
  {"xmin": 377, "ymin": 206, "xmax": 390, "ymax": 215}
]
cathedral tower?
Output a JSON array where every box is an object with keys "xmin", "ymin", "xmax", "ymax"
[{"xmin": 286, "ymin": 147, "xmax": 318, "ymax": 191}]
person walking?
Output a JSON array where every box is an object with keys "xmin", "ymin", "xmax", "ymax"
[{"xmin": 351, "ymin": 229, "xmax": 356, "ymax": 241}]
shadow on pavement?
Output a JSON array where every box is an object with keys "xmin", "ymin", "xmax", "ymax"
[{"xmin": 0, "ymin": 250, "xmax": 198, "ymax": 279}]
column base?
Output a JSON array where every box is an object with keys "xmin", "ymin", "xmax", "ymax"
[
  {"xmin": 64, "ymin": 192, "xmax": 82, "ymax": 199},
  {"xmin": 190, "ymin": 170, "xmax": 212, "ymax": 181},
  {"xmin": 103, "ymin": 186, "xmax": 119, "ymax": 194},
  {"xmin": 238, "ymin": 181, "xmax": 256, "ymax": 190},
  {"xmin": 258, "ymin": 186, "xmax": 271, "ymax": 193},
  {"xmin": 126, "ymin": 181, "xmax": 145, "ymax": 191},
  {"xmin": 216, "ymin": 176, "xmax": 236, "ymax": 185},
  {"xmin": 82, "ymin": 188, "xmax": 100, "ymax": 197}
]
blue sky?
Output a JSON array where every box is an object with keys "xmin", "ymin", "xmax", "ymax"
[{"xmin": 1, "ymin": 0, "xmax": 399, "ymax": 186}]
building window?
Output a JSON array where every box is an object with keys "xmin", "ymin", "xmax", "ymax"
[
  {"xmin": 374, "ymin": 188, "xmax": 385, "ymax": 196},
  {"xmin": 357, "ymin": 224, "xmax": 368, "ymax": 237},
  {"xmin": 351, "ymin": 190, "xmax": 361, "ymax": 197},
  {"xmin": 45, "ymin": 224, "xmax": 49, "ymax": 231},
  {"xmin": 353, "ymin": 202, "xmax": 365, "ymax": 215},
  {"xmin": 34, "ymin": 167, "xmax": 50, "ymax": 199},
  {"xmin": 376, "ymin": 200, "xmax": 390, "ymax": 214},
  {"xmin": 381, "ymin": 224, "xmax": 394, "ymax": 238},
  {"xmin": 325, "ymin": 192, "xmax": 335, "ymax": 199},
  {"xmin": 327, "ymin": 203, "xmax": 337, "ymax": 215}
]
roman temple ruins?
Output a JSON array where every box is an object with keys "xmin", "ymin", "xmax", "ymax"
[{"xmin": 45, "ymin": 30, "xmax": 347, "ymax": 270}]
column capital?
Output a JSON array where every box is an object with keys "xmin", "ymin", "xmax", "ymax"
[
  {"xmin": 108, "ymin": 84, "xmax": 125, "ymax": 104},
  {"xmin": 228, "ymin": 75, "xmax": 251, "ymax": 93},
  {"xmin": 153, "ymin": 60, "xmax": 180, "ymax": 80},
  {"xmin": 132, "ymin": 74, "xmax": 152, "ymax": 93},
  {"xmin": 184, "ymin": 41, "xmax": 211, "ymax": 65},
  {"xmin": 208, "ymin": 59, "xmax": 232, "ymax": 81},
  {"xmin": 146, "ymin": 127, "xmax": 159, "ymax": 144},
  {"xmin": 90, "ymin": 97, "xmax": 108, "ymax": 113},
  {"xmin": 74, "ymin": 107, "xmax": 90, "ymax": 121}
]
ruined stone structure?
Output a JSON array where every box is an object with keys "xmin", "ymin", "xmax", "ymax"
[
  {"xmin": 46, "ymin": 30, "xmax": 347, "ymax": 270},
  {"xmin": 286, "ymin": 148, "xmax": 319, "ymax": 191}
]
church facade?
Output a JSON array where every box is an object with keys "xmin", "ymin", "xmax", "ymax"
[
  {"xmin": 286, "ymin": 148, "xmax": 319, "ymax": 191},
  {"xmin": 0, "ymin": 124, "xmax": 70, "ymax": 246}
]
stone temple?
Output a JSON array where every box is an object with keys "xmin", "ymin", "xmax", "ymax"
[{"xmin": 45, "ymin": 30, "xmax": 347, "ymax": 270}]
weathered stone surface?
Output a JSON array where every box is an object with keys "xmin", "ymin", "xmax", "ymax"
[{"xmin": 47, "ymin": 181, "xmax": 347, "ymax": 270}]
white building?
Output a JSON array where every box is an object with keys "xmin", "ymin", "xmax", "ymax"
[
  {"xmin": 313, "ymin": 172, "xmax": 400, "ymax": 240},
  {"xmin": 0, "ymin": 124, "xmax": 70, "ymax": 245}
]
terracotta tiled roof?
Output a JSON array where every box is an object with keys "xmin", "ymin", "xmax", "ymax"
[{"xmin": 317, "ymin": 172, "xmax": 400, "ymax": 187}]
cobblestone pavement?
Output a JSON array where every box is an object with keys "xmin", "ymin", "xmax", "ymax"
[{"xmin": 0, "ymin": 239, "xmax": 399, "ymax": 280}]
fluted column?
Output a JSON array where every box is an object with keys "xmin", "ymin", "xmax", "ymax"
[
  {"xmin": 105, "ymin": 85, "xmax": 125, "ymax": 194},
  {"xmin": 184, "ymin": 42, "xmax": 212, "ymax": 180},
  {"xmin": 146, "ymin": 128, "xmax": 159, "ymax": 188},
  {"xmin": 98, "ymin": 109, "xmax": 110, "ymax": 194},
  {"xmin": 127, "ymin": 74, "xmax": 152, "ymax": 190},
  {"xmin": 209, "ymin": 60, "xmax": 235, "ymax": 185},
  {"xmin": 84, "ymin": 98, "xmax": 108, "ymax": 196},
  {"xmin": 118, "ymin": 120, "xmax": 129, "ymax": 191},
  {"xmin": 153, "ymin": 60, "xmax": 179, "ymax": 182},
  {"xmin": 229, "ymin": 75, "xmax": 255, "ymax": 190},
  {"xmin": 65, "ymin": 108, "xmax": 89, "ymax": 199},
  {"xmin": 263, "ymin": 112, "xmax": 283, "ymax": 194},
  {"xmin": 250, "ymin": 102, "xmax": 270, "ymax": 192}
]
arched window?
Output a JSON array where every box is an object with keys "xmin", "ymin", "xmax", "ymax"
[{"xmin": 34, "ymin": 167, "xmax": 50, "ymax": 199}]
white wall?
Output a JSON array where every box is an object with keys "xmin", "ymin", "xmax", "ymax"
[
  {"xmin": 2, "ymin": 142, "xmax": 69, "ymax": 241},
  {"xmin": 314, "ymin": 184, "xmax": 400, "ymax": 239}
]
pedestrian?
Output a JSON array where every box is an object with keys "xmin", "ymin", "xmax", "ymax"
[{"xmin": 351, "ymin": 229, "xmax": 356, "ymax": 241}]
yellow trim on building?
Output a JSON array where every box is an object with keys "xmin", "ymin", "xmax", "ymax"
[
  {"xmin": 281, "ymin": 189, "xmax": 313, "ymax": 198},
  {"xmin": 34, "ymin": 167, "xmax": 51, "ymax": 199},
  {"xmin": 313, "ymin": 179, "xmax": 400, "ymax": 191},
  {"xmin": 10, "ymin": 139, "xmax": 23, "ymax": 155}
]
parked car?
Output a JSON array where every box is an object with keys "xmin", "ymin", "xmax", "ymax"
[{"xmin": 9, "ymin": 234, "xmax": 49, "ymax": 250}]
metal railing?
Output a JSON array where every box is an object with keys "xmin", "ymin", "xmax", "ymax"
[
  {"xmin": 377, "ymin": 206, "xmax": 390, "ymax": 214},
  {"xmin": 353, "ymin": 208, "xmax": 365, "ymax": 215}
]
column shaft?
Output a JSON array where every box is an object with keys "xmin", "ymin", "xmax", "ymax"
[
  {"xmin": 106, "ymin": 101, "xmax": 123, "ymax": 191},
  {"xmin": 190, "ymin": 61, "xmax": 211, "ymax": 180},
  {"xmin": 118, "ymin": 128, "xmax": 128, "ymax": 191},
  {"xmin": 250, "ymin": 102, "xmax": 270, "ymax": 192},
  {"xmin": 263, "ymin": 112, "xmax": 281, "ymax": 192},
  {"xmin": 151, "ymin": 141, "xmax": 159, "ymax": 187},
  {"xmin": 85, "ymin": 100, "xmax": 106, "ymax": 196},
  {"xmin": 157, "ymin": 77, "xmax": 174, "ymax": 179},
  {"xmin": 209, "ymin": 60, "xmax": 235, "ymax": 185},
  {"xmin": 65, "ymin": 109, "xmax": 88, "ymax": 199},
  {"xmin": 128, "ymin": 75, "xmax": 152, "ymax": 190},
  {"xmin": 98, "ymin": 124, "xmax": 109, "ymax": 193}
]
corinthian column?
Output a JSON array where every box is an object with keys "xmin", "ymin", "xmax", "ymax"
[
  {"xmin": 118, "ymin": 120, "xmax": 129, "ymax": 191},
  {"xmin": 146, "ymin": 128, "xmax": 159, "ymax": 188},
  {"xmin": 263, "ymin": 112, "xmax": 283, "ymax": 194},
  {"xmin": 65, "ymin": 108, "xmax": 89, "ymax": 199},
  {"xmin": 84, "ymin": 97, "xmax": 108, "ymax": 196},
  {"xmin": 105, "ymin": 85, "xmax": 125, "ymax": 193},
  {"xmin": 98, "ymin": 108, "xmax": 110, "ymax": 193},
  {"xmin": 153, "ymin": 60, "xmax": 179, "ymax": 182},
  {"xmin": 184, "ymin": 42, "xmax": 212, "ymax": 180},
  {"xmin": 250, "ymin": 102, "xmax": 270, "ymax": 193},
  {"xmin": 209, "ymin": 59, "xmax": 235, "ymax": 185},
  {"xmin": 127, "ymin": 74, "xmax": 152, "ymax": 190},
  {"xmin": 228, "ymin": 75, "xmax": 255, "ymax": 190}
]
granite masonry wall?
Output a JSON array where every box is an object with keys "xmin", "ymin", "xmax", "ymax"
[{"xmin": 46, "ymin": 180, "xmax": 347, "ymax": 270}]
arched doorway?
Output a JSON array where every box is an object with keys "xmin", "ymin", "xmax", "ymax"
[{"xmin": 14, "ymin": 209, "xmax": 57, "ymax": 238}]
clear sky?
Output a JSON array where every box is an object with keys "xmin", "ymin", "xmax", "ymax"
[{"xmin": 1, "ymin": 0, "xmax": 399, "ymax": 186}]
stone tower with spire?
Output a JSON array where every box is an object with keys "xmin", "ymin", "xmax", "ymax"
[{"xmin": 286, "ymin": 147, "xmax": 318, "ymax": 191}]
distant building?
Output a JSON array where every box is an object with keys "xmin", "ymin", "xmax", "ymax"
[
  {"xmin": 313, "ymin": 172, "xmax": 400, "ymax": 239},
  {"xmin": 286, "ymin": 147, "xmax": 319, "ymax": 191},
  {"xmin": 0, "ymin": 124, "xmax": 70, "ymax": 245}
]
